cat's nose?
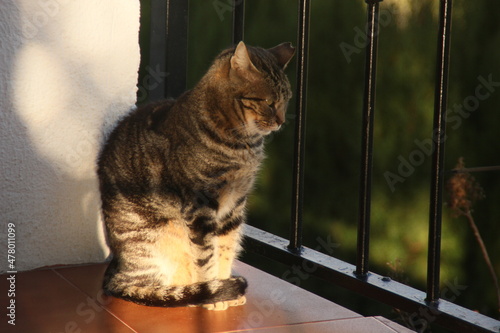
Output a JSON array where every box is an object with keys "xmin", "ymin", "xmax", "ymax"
[{"xmin": 275, "ymin": 112, "xmax": 285, "ymax": 126}]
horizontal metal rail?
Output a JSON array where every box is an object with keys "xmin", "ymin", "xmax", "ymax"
[{"xmin": 243, "ymin": 225, "xmax": 500, "ymax": 333}]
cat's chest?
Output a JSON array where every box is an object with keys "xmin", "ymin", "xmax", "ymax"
[
  {"xmin": 215, "ymin": 162, "xmax": 259, "ymax": 219},
  {"xmin": 217, "ymin": 188, "xmax": 245, "ymax": 219}
]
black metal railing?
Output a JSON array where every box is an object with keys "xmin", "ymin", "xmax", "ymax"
[
  {"xmin": 145, "ymin": 1, "xmax": 500, "ymax": 332},
  {"xmin": 289, "ymin": 0, "xmax": 310, "ymax": 253},
  {"xmin": 356, "ymin": 0, "xmax": 380, "ymax": 278},
  {"xmin": 427, "ymin": 0, "xmax": 453, "ymax": 305}
]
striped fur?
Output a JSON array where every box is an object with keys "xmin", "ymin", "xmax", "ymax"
[{"xmin": 97, "ymin": 42, "xmax": 294, "ymax": 309}]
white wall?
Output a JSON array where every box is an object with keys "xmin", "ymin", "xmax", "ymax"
[{"xmin": 0, "ymin": 0, "xmax": 140, "ymax": 272}]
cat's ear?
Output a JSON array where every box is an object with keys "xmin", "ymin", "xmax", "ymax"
[
  {"xmin": 231, "ymin": 41, "xmax": 259, "ymax": 74},
  {"xmin": 268, "ymin": 42, "xmax": 295, "ymax": 70}
]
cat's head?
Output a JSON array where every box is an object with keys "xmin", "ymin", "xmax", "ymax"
[{"xmin": 215, "ymin": 41, "xmax": 295, "ymax": 136}]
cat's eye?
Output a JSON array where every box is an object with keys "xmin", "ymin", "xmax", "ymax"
[
  {"xmin": 240, "ymin": 97, "xmax": 275, "ymax": 108},
  {"xmin": 240, "ymin": 97, "xmax": 265, "ymax": 102}
]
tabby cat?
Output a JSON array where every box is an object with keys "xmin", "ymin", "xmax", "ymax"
[{"xmin": 97, "ymin": 41, "xmax": 295, "ymax": 310}]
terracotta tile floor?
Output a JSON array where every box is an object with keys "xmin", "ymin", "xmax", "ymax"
[{"xmin": 0, "ymin": 261, "xmax": 414, "ymax": 332}]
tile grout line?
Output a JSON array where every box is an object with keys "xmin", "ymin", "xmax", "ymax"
[
  {"xmin": 221, "ymin": 317, "xmax": 377, "ymax": 333},
  {"xmin": 373, "ymin": 316, "xmax": 411, "ymax": 333},
  {"xmin": 52, "ymin": 268, "xmax": 139, "ymax": 333}
]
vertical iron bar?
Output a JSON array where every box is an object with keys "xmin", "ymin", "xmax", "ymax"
[
  {"xmin": 232, "ymin": 0, "xmax": 245, "ymax": 44},
  {"xmin": 288, "ymin": 0, "xmax": 311, "ymax": 252},
  {"xmin": 148, "ymin": 0, "xmax": 168, "ymax": 101},
  {"xmin": 165, "ymin": 0, "xmax": 189, "ymax": 98},
  {"xmin": 427, "ymin": 0, "xmax": 453, "ymax": 303},
  {"xmin": 355, "ymin": 0, "xmax": 381, "ymax": 277}
]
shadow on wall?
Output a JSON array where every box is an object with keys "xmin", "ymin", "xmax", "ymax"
[{"xmin": 0, "ymin": 0, "xmax": 140, "ymax": 272}]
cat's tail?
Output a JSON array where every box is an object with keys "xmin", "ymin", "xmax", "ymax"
[{"xmin": 104, "ymin": 276, "xmax": 248, "ymax": 308}]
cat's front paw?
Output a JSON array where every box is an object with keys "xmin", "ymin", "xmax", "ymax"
[
  {"xmin": 227, "ymin": 295, "xmax": 246, "ymax": 307},
  {"xmin": 201, "ymin": 296, "xmax": 246, "ymax": 311}
]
